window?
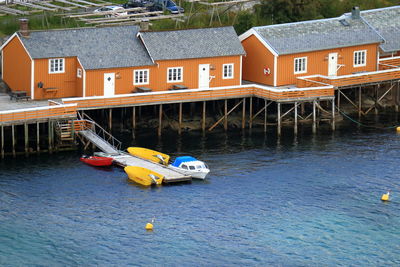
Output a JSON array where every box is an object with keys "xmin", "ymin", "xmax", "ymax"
[
  {"xmin": 77, "ymin": 68, "xmax": 82, "ymax": 78},
  {"xmin": 189, "ymin": 165, "xmax": 195, "ymax": 170},
  {"xmin": 223, "ymin": 63, "xmax": 234, "ymax": 79},
  {"xmin": 294, "ymin": 57, "xmax": 307, "ymax": 74},
  {"xmin": 182, "ymin": 164, "xmax": 188, "ymax": 170},
  {"xmin": 354, "ymin": 50, "xmax": 366, "ymax": 67},
  {"xmin": 167, "ymin": 67, "xmax": 183, "ymax": 83},
  {"xmin": 49, "ymin": 58, "xmax": 65, "ymax": 74},
  {"xmin": 134, "ymin": 69, "xmax": 149, "ymax": 85}
]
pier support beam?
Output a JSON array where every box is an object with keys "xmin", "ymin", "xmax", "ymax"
[
  {"xmin": 109, "ymin": 109, "xmax": 112, "ymax": 132},
  {"xmin": 1, "ymin": 125, "xmax": 4, "ymax": 159},
  {"xmin": 202, "ymin": 101, "xmax": 206, "ymax": 132},
  {"xmin": 294, "ymin": 102, "xmax": 298, "ymax": 135},
  {"xmin": 178, "ymin": 102, "xmax": 182, "ymax": 135},
  {"xmin": 158, "ymin": 104, "xmax": 163, "ymax": 137},
  {"xmin": 37, "ymin": 122, "xmax": 40, "ymax": 154},
  {"xmin": 277, "ymin": 102, "xmax": 281, "ymax": 136},
  {"xmin": 358, "ymin": 86, "xmax": 362, "ymax": 117},
  {"xmin": 12, "ymin": 124, "xmax": 16, "ymax": 158},
  {"xmin": 132, "ymin": 106, "xmax": 136, "ymax": 139},
  {"xmin": 24, "ymin": 123, "xmax": 29, "ymax": 157},
  {"xmin": 332, "ymin": 99, "xmax": 336, "ymax": 131},
  {"xmin": 264, "ymin": 99, "xmax": 267, "ymax": 133},
  {"xmin": 48, "ymin": 120, "xmax": 53, "ymax": 154},
  {"xmin": 249, "ymin": 97, "xmax": 253, "ymax": 129},
  {"xmin": 242, "ymin": 98, "xmax": 246, "ymax": 129},
  {"xmin": 224, "ymin": 99, "xmax": 228, "ymax": 131},
  {"xmin": 312, "ymin": 100, "xmax": 317, "ymax": 134}
]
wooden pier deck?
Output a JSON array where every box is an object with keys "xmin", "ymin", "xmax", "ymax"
[{"xmin": 100, "ymin": 152, "xmax": 191, "ymax": 183}]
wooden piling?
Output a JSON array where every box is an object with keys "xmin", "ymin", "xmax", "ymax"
[
  {"xmin": 12, "ymin": 124, "xmax": 16, "ymax": 158},
  {"xmin": 24, "ymin": 123, "xmax": 29, "ymax": 157},
  {"xmin": 132, "ymin": 106, "xmax": 136, "ymax": 139},
  {"xmin": 264, "ymin": 99, "xmax": 267, "ymax": 133},
  {"xmin": 332, "ymin": 99, "xmax": 335, "ymax": 131},
  {"xmin": 277, "ymin": 102, "xmax": 281, "ymax": 136},
  {"xmin": 224, "ymin": 99, "xmax": 228, "ymax": 131},
  {"xmin": 294, "ymin": 102, "xmax": 298, "ymax": 135},
  {"xmin": 1, "ymin": 125, "xmax": 4, "ymax": 159},
  {"xmin": 109, "ymin": 109, "xmax": 112, "ymax": 131},
  {"xmin": 242, "ymin": 98, "xmax": 246, "ymax": 129},
  {"xmin": 249, "ymin": 97, "xmax": 253, "ymax": 129},
  {"xmin": 158, "ymin": 104, "xmax": 163, "ymax": 136},
  {"xmin": 48, "ymin": 121, "xmax": 53, "ymax": 154},
  {"xmin": 178, "ymin": 102, "xmax": 182, "ymax": 135},
  {"xmin": 358, "ymin": 86, "xmax": 362, "ymax": 117},
  {"xmin": 312, "ymin": 100, "xmax": 316, "ymax": 134},
  {"xmin": 37, "ymin": 122, "xmax": 40, "ymax": 153},
  {"xmin": 202, "ymin": 101, "xmax": 206, "ymax": 132}
]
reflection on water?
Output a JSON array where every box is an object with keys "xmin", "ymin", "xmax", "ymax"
[{"xmin": 1, "ymin": 114, "xmax": 400, "ymax": 266}]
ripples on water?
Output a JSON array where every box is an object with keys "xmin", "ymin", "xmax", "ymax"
[{"xmin": 1, "ymin": 116, "xmax": 400, "ymax": 266}]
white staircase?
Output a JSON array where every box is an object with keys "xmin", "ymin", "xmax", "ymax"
[{"xmin": 79, "ymin": 129, "xmax": 120, "ymax": 154}]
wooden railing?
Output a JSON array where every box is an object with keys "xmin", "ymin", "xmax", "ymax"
[
  {"xmin": 0, "ymin": 104, "xmax": 78, "ymax": 124},
  {"xmin": 378, "ymin": 56, "xmax": 400, "ymax": 70},
  {"xmin": 62, "ymin": 84, "xmax": 334, "ymax": 109},
  {"xmin": 297, "ymin": 67, "xmax": 400, "ymax": 88}
]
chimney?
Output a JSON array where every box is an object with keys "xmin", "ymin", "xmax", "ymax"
[
  {"xmin": 351, "ymin": 6, "xmax": 360, "ymax": 19},
  {"xmin": 139, "ymin": 19, "xmax": 149, "ymax": 31},
  {"xmin": 19, "ymin": 18, "xmax": 29, "ymax": 37}
]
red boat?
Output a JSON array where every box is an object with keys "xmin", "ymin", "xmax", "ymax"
[{"xmin": 80, "ymin": 155, "xmax": 113, "ymax": 167}]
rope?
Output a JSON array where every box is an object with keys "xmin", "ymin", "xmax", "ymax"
[{"xmin": 336, "ymin": 107, "xmax": 398, "ymax": 129}]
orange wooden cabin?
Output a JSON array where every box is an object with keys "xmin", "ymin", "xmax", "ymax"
[
  {"xmin": 239, "ymin": 7, "xmax": 391, "ymax": 87},
  {"xmin": 1, "ymin": 24, "xmax": 245, "ymax": 100}
]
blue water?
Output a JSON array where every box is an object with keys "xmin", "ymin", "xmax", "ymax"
[{"xmin": 1, "ymin": 120, "xmax": 400, "ymax": 266}]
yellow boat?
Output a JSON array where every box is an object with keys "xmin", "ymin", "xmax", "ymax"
[
  {"xmin": 124, "ymin": 166, "xmax": 164, "ymax": 186},
  {"xmin": 127, "ymin": 147, "xmax": 170, "ymax": 165}
]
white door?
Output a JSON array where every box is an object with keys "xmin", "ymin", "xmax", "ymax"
[
  {"xmin": 104, "ymin": 73, "xmax": 115, "ymax": 96},
  {"xmin": 328, "ymin": 53, "xmax": 338, "ymax": 76},
  {"xmin": 198, "ymin": 64, "xmax": 210, "ymax": 88}
]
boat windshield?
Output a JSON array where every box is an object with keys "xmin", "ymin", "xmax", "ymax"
[{"xmin": 189, "ymin": 165, "xmax": 195, "ymax": 170}]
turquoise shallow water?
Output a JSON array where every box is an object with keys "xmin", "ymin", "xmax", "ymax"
[{"xmin": 1, "ymin": 119, "xmax": 400, "ymax": 266}]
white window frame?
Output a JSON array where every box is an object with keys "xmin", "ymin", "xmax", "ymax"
[
  {"xmin": 294, "ymin": 57, "xmax": 307, "ymax": 74},
  {"xmin": 354, "ymin": 50, "xmax": 367, "ymax": 67},
  {"xmin": 77, "ymin": 68, "xmax": 82, "ymax": 78},
  {"xmin": 133, "ymin": 69, "xmax": 149, "ymax": 85},
  {"xmin": 49, "ymin": 58, "xmax": 65, "ymax": 74},
  {"xmin": 223, "ymin": 63, "xmax": 234, "ymax": 79},
  {"xmin": 167, "ymin": 67, "xmax": 183, "ymax": 83}
]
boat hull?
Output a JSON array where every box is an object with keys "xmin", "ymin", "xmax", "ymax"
[
  {"xmin": 124, "ymin": 166, "xmax": 164, "ymax": 186},
  {"xmin": 127, "ymin": 147, "xmax": 170, "ymax": 165},
  {"xmin": 80, "ymin": 156, "xmax": 113, "ymax": 167},
  {"xmin": 168, "ymin": 165, "xmax": 209, "ymax": 179}
]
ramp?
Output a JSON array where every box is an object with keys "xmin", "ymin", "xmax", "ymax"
[{"xmin": 79, "ymin": 129, "xmax": 120, "ymax": 154}]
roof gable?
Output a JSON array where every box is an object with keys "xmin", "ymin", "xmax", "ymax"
[
  {"xmin": 17, "ymin": 25, "xmax": 154, "ymax": 70},
  {"xmin": 138, "ymin": 26, "xmax": 245, "ymax": 61},
  {"xmin": 251, "ymin": 14, "xmax": 382, "ymax": 55}
]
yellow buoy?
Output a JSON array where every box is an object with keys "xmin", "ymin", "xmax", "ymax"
[
  {"xmin": 145, "ymin": 223, "xmax": 154, "ymax": 231},
  {"xmin": 381, "ymin": 191, "xmax": 390, "ymax": 201},
  {"xmin": 396, "ymin": 127, "xmax": 400, "ymax": 132}
]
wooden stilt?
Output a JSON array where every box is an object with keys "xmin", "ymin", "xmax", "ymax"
[
  {"xmin": 132, "ymin": 106, "xmax": 136, "ymax": 139},
  {"xmin": 375, "ymin": 84, "xmax": 379, "ymax": 115},
  {"xmin": 242, "ymin": 98, "xmax": 246, "ymax": 129},
  {"xmin": 24, "ymin": 123, "xmax": 29, "ymax": 157},
  {"xmin": 158, "ymin": 104, "xmax": 163, "ymax": 137},
  {"xmin": 12, "ymin": 124, "xmax": 16, "ymax": 158},
  {"xmin": 277, "ymin": 102, "xmax": 281, "ymax": 136},
  {"xmin": 1, "ymin": 125, "xmax": 4, "ymax": 159},
  {"xmin": 48, "ymin": 120, "xmax": 53, "ymax": 154},
  {"xmin": 202, "ymin": 101, "xmax": 206, "ymax": 132},
  {"xmin": 36, "ymin": 122, "xmax": 40, "ymax": 153},
  {"xmin": 178, "ymin": 102, "xmax": 182, "ymax": 135},
  {"xmin": 264, "ymin": 99, "xmax": 267, "ymax": 133},
  {"xmin": 109, "ymin": 109, "xmax": 112, "ymax": 131},
  {"xmin": 338, "ymin": 89, "xmax": 341, "ymax": 111},
  {"xmin": 358, "ymin": 86, "xmax": 362, "ymax": 117},
  {"xmin": 209, "ymin": 100, "xmax": 243, "ymax": 131},
  {"xmin": 224, "ymin": 99, "xmax": 228, "ymax": 130},
  {"xmin": 312, "ymin": 100, "xmax": 316, "ymax": 134},
  {"xmin": 249, "ymin": 97, "xmax": 253, "ymax": 129},
  {"xmin": 301, "ymin": 103, "xmax": 305, "ymax": 116},
  {"xmin": 332, "ymin": 99, "xmax": 336, "ymax": 131},
  {"xmin": 294, "ymin": 102, "xmax": 298, "ymax": 135}
]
